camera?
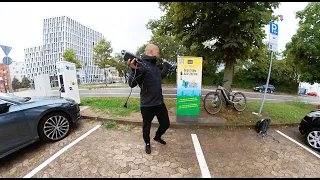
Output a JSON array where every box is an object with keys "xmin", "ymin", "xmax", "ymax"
[
  {"xmin": 121, "ymin": 50, "xmax": 143, "ymax": 65},
  {"xmin": 120, "ymin": 50, "xmax": 177, "ymax": 70}
]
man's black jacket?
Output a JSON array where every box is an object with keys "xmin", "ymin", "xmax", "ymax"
[{"xmin": 128, "ymin": 55, "xmax": 170, "ymax": 107}]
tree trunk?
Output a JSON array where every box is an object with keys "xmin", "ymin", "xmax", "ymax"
[
  {"xmin": 105, "ymin": 69, "xmax": 108, "ymax": 86},
  {"xmin": 223, "ymin": 57, "xmax": 234, "ymax": 92},
  {"xmin": 222, "ymin": 56, "xmax": 235, "ymax": 107}
]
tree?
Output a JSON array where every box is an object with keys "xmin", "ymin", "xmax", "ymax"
[
  {"xmin": 136, "ymin": 35, "xmax": 187, "ymax": 62},
  {"xmin": 62, "ymin": 48, "xmax": 82, "ymax": 69},
  {"xmin": 149, "ymin": 2, "xmax": 280, "ymax": 90},
  {"xmin": 11, "ymin": 77, "xmax": 21, "ymax": 91},
  {"xmin": 20, "ymin": 76, "xmax": 31, "ymax": 88},
  {"xmin": 284, "ymin": 2, "xmax": 320, "ymax": 84},
  {"xmin": 108, "ymin": 53, "xmax": 130, "ymax": 78},
  {"xmin": 93, "ymin": 38, "xmax": 114, "ymax": 85}
]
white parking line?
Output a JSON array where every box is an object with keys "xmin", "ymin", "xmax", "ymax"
[
  {"xmin": 23, "ymin": 125, "xmax": 101, "ymax": 178},
  {"xmin": 275, "ymin": 130, "xmax": 320, "ymax": 159},
  {"xmin": 191, "ymin": 134, "xmax": 212, "ymax": 178}
]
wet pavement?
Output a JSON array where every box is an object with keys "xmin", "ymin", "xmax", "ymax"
[{"xmin": 1, "ymin": 119, "xmax": 319, "ymax": 178}]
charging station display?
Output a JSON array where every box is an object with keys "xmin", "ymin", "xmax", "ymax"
[{"xmin": 176, "ymin": 56, "xmax": 203, "ymax": 122}]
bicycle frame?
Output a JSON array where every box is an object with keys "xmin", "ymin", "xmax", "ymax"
[
  {"xmin": 216, "ymin": 86, "xmax": 231, "ymax": 104},
  {"xmin": 216, "ymin": 86, "xmax": 242, "ymax": 105}
]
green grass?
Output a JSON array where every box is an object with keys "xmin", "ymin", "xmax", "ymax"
[
  {"xmin": 81, "ymin": 97, "xmax": 316, "ymax": 125},
  {"xmin": 123, "ymin": 125, "xmax": 133, "ymax": 132},
  {"xmin": 247, "ymin": 101, "xmax": 314, "ymax": 123},
  {"xmin": 81, "ymin": 97, "xmax": 176, "ymax": 116},
  {"xmin": 103, "ymin": 120, "xmax": 118, "ymax": 129},
  {"xmin": 216, "ymin": 100, "xmax": 315, "ymax": 125}
]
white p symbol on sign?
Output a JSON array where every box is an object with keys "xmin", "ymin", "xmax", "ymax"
[
  {"xmin": 270, "ymin": 22, "xmax": 278, "ymax": 35},
  {"xmin": 272, "ymin": 24, "xmax": 277, "ymax": 33}
]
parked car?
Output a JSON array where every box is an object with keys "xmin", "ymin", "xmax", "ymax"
[
  {"xmin": 253, "ymin": 84, "xmax": 275, "ymax": 93},
  {"xmin": 307, "ymin": 92, "xmax": 318, "ymax": 96},
  {"xmin": 299, "ymin": 110, "xmax": 320, "ymax": 151},
  {"xmin": 0, "ymin": 93, "xmax": 81, "ymax": 159}
]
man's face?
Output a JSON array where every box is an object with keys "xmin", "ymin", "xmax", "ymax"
[{"xmin": 152, "ymin": 47, "xmax": 160, "ymax": 58}]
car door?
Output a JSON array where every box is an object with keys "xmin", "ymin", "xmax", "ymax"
[{"xmin": 0, "ymin": 100, "xmax": 33, "ymax": 156}]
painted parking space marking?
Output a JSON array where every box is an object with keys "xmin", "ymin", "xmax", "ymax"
[
  {"xmin": 23, "ymin": 124, "xmax": 101, "ymax": 178},
  {"xmin": 276, "ymin": 130, "xmax": 320, "ymax": 159},
  {"xmin": 191, "ymin": 134, "xmax": 212, "ymax": 178}
]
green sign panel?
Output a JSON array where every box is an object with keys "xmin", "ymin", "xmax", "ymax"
[{"xmin": 176, "ymin": 56, "xmax": 203, "ymax": 122}]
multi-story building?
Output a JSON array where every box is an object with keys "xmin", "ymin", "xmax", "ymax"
[
  {"xmin": 0, "ymin": 63, "xmax": 12, "ymax": 93},
  {"xmin": 24, "ymin": 16, "xmax": 105, "ymax": 87},
  {"xmin": 9, "ymin": 61, "xmax": 26, "ymax": 82}
]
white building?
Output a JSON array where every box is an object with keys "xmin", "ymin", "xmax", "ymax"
[
  {"xmin": 24, "ymin": 16, "xmax": 105, "ymax": 87},
  {"xmin": 9, "ymin": 61, "xmax": 26, "ymax": 82},
  {"xmin": 24, "ymin": 46, "xmax": 43, "ymax": 83}
]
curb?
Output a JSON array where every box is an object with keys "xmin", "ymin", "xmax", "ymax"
[{"xmin": 81, "ymin": 115, "xmax": 300, "ymax": 129}]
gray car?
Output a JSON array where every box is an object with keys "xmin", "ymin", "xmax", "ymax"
[{"xmin": 0, "ymin": 93, "xmax": 81, "ymax": 159}]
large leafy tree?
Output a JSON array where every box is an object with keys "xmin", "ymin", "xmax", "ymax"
[
  {"xmin": 150, "ymin": 2, "xmax": 280, "ymax": 90},
  {"xmin": 284, "ymin": 2, "xmax": 320, "ymax": 84},
  {"xmin": 93, "ymin": 38, "xmax": 114, "ymax": 85},
  {"xmin": 62, "ymin": 48, "xmax": 82, "ymax": 69}
]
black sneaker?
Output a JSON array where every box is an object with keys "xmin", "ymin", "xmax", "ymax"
[
  {"xmin": 145, "ymin": 143, "xmax": 151, "ymax": 154},
  {"xmin": 153, "ymin": 137, "xmax": 166, "ymax": 145}
]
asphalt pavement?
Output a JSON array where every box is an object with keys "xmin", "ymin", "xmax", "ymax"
[{"xmin": 10, "ymin": 87, "xmax": 320, "ymax": 104}]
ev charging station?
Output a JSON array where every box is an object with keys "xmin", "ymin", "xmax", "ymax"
[
  {"xmin": 56, "ymin": 61, "xmax": 80, "ymax": 104},
  {"xmin": 34, "ymin": 74, "xmax": 52, "ymax": 96}
]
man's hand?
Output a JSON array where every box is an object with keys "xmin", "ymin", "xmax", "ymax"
[{"xmin": 127, "ymin": 58, "xmax": 138, "ymax": 69}]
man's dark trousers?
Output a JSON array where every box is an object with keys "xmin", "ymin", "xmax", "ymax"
[{"xmin": 140, "ymin": 103, "xmax": 170, "ymax": 144}]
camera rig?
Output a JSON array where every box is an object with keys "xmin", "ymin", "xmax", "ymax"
[{"xmin": 120, "ymin": 50, "xmax": 177, "ymax": 71}]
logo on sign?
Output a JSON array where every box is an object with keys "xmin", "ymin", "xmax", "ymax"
[{"xmin": 66, "ymin": 66, "xmax": 74, "ymax": 70}]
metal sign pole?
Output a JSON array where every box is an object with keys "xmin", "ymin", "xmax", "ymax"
[
  {"xmin": 258, "ymin": 51, "xmax": 274, "ymax": 115},
  {"xmin": 252, "ymin": 21, "xmax": 279, "ymax": 116}
]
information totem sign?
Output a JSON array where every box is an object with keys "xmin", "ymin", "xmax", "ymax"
[{"xmin": 176, "ymin": 56, "xmax": 203, "ymax": 122}]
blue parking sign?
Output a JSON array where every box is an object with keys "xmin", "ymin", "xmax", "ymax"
[{"xmin": 269, "ymin": 22, "xmax": 278, "ymax": 35}]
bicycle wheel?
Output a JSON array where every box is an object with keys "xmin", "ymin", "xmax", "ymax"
[
  {"xmin": 203, "ymin": 92, "xmax": 223, "ymax": 115},
  {"xmin": 232, "ymin": 92, "xmax": 247, "ymax": 112}
]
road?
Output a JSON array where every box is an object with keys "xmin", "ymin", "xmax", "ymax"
[{"xmin": 11, "ymin": 87, "xmax": 320, "ymax": 104}]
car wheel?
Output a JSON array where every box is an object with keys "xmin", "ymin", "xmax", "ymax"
[
  {"xmin": 306, "ymin": 129, "xmax": 320, "ymax": 151},
  {"xmin": 259, "ymin": 89, "xmax": 262, "ymax": 92},
  {"xmin": 38, "ymin": 112, "xmax": 71, "ymax": 142},
  {"xmin": 270, "ymin": 90, "xmax": 274, "ymax": 94}
]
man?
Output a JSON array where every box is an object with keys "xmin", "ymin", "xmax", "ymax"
[{"xmin": 127, "ymin": 44, "xmax": 170, "ymax": 154}]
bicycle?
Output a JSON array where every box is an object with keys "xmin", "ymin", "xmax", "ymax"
[{"xmin": 203, "ymin": 80, "xmax": 247, "ymax": 115}]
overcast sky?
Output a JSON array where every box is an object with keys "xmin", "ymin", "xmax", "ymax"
[{"xmin": 0, "ymin": 2, "xmax": 309, "ymax": 63}]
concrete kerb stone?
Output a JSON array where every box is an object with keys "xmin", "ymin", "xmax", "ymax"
[{"xmin": 81, "ymin": 115, "xmax": 300, "ymax": 129}]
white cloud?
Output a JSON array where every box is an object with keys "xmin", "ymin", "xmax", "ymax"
[{"xmin": 0, "ymin": 2, "xmax": 309, "ymax": 63}]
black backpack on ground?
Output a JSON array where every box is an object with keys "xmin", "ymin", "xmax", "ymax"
[{"xmin": 255, "ymin": 118, "xmax": 271, "ymax": 137}]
